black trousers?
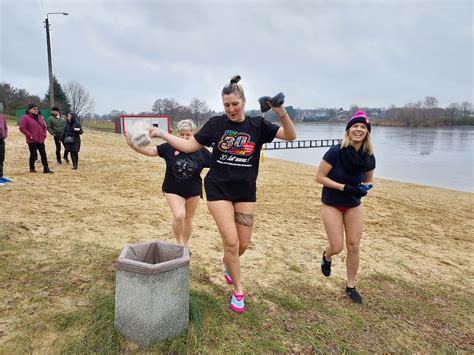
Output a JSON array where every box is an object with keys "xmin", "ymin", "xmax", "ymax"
[
  {"xmin": 53, "ymin": 135, "xmax": 63, "ymax": 162},
  {"xmin": 28, "ymin": 143, "xmax": 49, "ymax": 170},
  {"xmin": 0, "ymin": 138, "xmax": 4, "ymax": 177},
  {"xmin": 70, "ymin": 151, "xmax": 79, "ymax": 168},
  {"xmin": 63, "ymin": 141, "xmax": 69, "ymax": 161}
]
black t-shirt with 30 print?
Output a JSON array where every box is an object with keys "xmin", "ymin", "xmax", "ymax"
[{"xmin": 194, "ymin": 115, "xmax": 279, "ymax": 201}]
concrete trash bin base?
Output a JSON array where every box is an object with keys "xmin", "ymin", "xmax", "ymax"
[{"xmin": 114, "ymin": 240, "xmax": 190, "ymax": 346}]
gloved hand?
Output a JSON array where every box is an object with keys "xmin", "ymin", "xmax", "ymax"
[
  {"xmin": 259, "ymin": 92, "xmax": 285, "ymax": 113},
  {"xmin": 358, "ymin": 183, "xmax": 373, "ymax": 193},
  {"xmin": 343, "ymin": 184, "xmax": 368, "ymax": 198}
]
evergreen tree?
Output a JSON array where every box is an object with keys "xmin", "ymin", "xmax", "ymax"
[{"xmin": 45, "ymin": 76, "xmax": 71, "ymax": 113}]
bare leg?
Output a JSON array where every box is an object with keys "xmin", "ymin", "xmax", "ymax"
[
  {"xmin": 182, "ymin": 196, "xmax": 200, "ymax": 245},
  {"xmin": 234, "ymin": 202, "xmax": 256, "ymax": 256},
  {"xmin": 207, "ymin": 200, "xmax": 244, "ymax": 294},
  {"xmin": 164, "ymin": 193, "xmax": 187, "ymax": 245},
  {"xmin": 343, "ymin": 206, "xmax": 363, "ymax": 288},
  {"xmin": 321, "ymin": 204, "xmax": 345, "ymax": 260}
]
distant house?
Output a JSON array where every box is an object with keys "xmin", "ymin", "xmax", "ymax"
[
  {"xmin": 336, "ymin": 109, "xmax": 349, "ymax": 120},
  {"xmin": 300, "ymin": 111, "xmax": 330, "ymax": 122}
]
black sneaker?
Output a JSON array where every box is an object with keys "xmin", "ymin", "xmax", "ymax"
[
  {"xmin": 321, "ymin": 251, "xmax": 331, "ymax": 277},
  {"xmin": 346, "ymin": 286, "xmax": 363, "ymax": 304},
  {"xmin": 29, "ymin": 168, "xmax": 36, "ymax": 173},
  {"xmin": 43, "ymin": 168, "xmax": 54, "ymax": 174}
]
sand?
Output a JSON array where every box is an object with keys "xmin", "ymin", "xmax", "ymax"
[{"xmin": 1, "ymin": 127, "xmax": 473, "ymax": 342}]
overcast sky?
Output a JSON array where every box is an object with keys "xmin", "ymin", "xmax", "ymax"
[{"xmin": 1, "ymin": 0, "xmax": 472, "ymax": 114}]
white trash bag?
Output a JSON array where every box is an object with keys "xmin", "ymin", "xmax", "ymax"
[{"xmin": 131, "ymin": 121, "xmax": 152, "ymax": 147}]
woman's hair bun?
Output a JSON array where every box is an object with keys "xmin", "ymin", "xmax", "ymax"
[{"xmin": 230, "ymin": 75, "xmax": 241, "ymax": 84}]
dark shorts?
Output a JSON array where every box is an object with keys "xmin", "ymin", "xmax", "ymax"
[
  {"xmin": 204, "ymin": 178, "xmax": 256, "ymax": 203},
  {"xmin": 162, "ymin": 189, "xmax": 202, "ymax": 199}
]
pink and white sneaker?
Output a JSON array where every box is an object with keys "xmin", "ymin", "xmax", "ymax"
[
  {"xmin": 223, "ymin": 258, "xmax": 233, "ymax": 285},
  {"xmin": 230, "ymin": 293, "xmax": 245, "ymax": 314}
]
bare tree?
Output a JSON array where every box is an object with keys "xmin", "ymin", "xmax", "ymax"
[
  {"xmin": 64, "ymin": 81, "xmax": 95, "ymax": 117},
  {"xmin": 189, "ymin": 98, "xmax": 209, "ymax": 125},
  {"xmin": 459, "ymin": 101, "xmax": 473, "ymax": 119},
  {"xmin": 423, "ymin": 96, "xmax": 438, "ymax": 109}
]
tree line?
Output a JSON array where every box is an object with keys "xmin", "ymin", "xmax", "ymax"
[
  {"xmin": 378, "ymin": 97, "xmax": 473, "ymax": 126},
  {"xmin": 0, "ymin": 79, "xmax": 95, "ymax": 118},
  {"xmin": 1, "ymin": 80, "xmax": 472, "ymax": 127}
]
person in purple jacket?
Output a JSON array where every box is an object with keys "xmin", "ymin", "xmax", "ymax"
[
  {"xmin": 0, "ymin": 106, "xmax": 12, "ymax": 184},
  {"xmin": 19, "ymin": 104, "xmax": 54, "ymax": 173}
]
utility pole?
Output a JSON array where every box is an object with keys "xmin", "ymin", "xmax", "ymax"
[
  {"xmin": 45, "ymin": 12, "xmax": 68, "ymax": 108},
  {"xmin": 45, "ymin": 17, "xmax": 54, "ymax": 107}
]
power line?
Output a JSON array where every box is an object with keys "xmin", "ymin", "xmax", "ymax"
[
  {"xmin": 31, "ymin": 0, "xmax": 45, "ymax": 26},
  {"xmin": 38, "ymin": 0, "xmax": 47, "ymax": 17}
]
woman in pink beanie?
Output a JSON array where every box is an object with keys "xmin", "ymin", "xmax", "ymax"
[{"xmin": 315, "ymin": 110, "xmax": 375, "ymax": 304}]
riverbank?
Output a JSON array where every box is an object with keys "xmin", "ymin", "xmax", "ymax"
[{"xmin": 1, "ymin": 128, "xmax": 472, "ymax": 352}]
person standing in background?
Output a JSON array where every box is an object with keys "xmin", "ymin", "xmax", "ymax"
[
  {"xmin": 47, "ymin": 107, "xmax": 66, "ymax": 164},
  {"xmin": 0, "ymin": 106, "xmax": 12, "ymax": 184},
  {"xmin": 19, "ymin": 104, "xmax": 54, "ymax": 174},
  {"xmin": 62, "ymin": 112, "xmax": 83, "ymax": 170}
]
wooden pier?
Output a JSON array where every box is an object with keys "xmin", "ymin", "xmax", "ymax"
[{"xmin": 263, "ymin": 139, "xmax": 341, "ymax": 150}]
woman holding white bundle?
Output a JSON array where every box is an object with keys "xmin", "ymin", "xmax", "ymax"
[
  {"xmin": 147, "ymin": 75, "xmax": 297, "ymax": 314},
  {"xmin": 126, "ymin": 119, "xmax": 211, "ymax": 246}
]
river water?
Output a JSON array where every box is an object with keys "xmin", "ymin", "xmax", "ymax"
[{"xmin": 264, "ymin": 123, "xmax": 474, "ymax": 193}]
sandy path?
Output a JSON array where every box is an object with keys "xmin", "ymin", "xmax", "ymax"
[{"xmin": 1, "ymin": 128, "xmax": 473, "ymax": 343}]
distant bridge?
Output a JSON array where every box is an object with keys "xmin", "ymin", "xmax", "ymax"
[{"xmin": 263, "ymin": 139, "xmax": 341, "ymax": 150}]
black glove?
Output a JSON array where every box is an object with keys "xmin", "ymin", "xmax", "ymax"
[
  {"xmin": 343, "ymin": 184, "xmax": 368, "ymax": 198},
  {"xmin": 258, "ymin": 92, "xmax": 285, "ymax": 113}
]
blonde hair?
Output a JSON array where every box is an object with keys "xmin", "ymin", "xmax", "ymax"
[
  {"xmin": 176, "ymin": 119, "xmax": 196, "ymax": 133},
  {"xmin": 221, "ymin": 75, "xmax": 246, "ymax": 101},
  {"xmin": 340, "ymin": 130, "xmax": 374, "ymax": 155}
]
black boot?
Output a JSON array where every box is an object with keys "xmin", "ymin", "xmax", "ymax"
[
  {"xmin": 30, "ymin": 168, "xmax": 36, "ymax": 173},
  {"xmin": 43, "ymin": 167, "xmax": 54, "ymax": 174}
]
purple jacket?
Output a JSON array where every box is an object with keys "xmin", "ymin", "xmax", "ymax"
[
  {"xmin": 0, "ymin": 114, "xmax": 7, "ymax": 139},
  {"xmin": 19, "ymin": 112, "xmax": 47, "ymax": 144}
]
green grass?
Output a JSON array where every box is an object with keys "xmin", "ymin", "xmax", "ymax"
[
  {"xmin": 1, "ymin": 227, "xmax": 473, "ymax": 353},
  {"xmin": 81, "ymin": 119, "xmax": 115, "ymax": 132}
]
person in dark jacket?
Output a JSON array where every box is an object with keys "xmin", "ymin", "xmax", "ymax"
[
  {"xmin": 62, "ymin": 112, "xmax": 82, "ymax": 170},
  {"xmin": 0, "ymin": 106, "xmax": 12, "ymax": 183},
  {"xmin": 19, "ymin": 104, "xmax": 53, "ymax": 173},
  {"xmin": 47, "ymin": 107, "xmax": 66, "ymax": 164}
]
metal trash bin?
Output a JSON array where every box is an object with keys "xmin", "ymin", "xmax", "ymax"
[{"xmin": 114, "ymin": 240, "xmax": 190, "ymax": 346}]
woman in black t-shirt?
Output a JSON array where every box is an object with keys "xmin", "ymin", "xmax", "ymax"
[
  {"xmin": 148, "ymin": 75, "xmax": 297, "ymax": 314},
  {"xmin": 315, "ymin": 111, "xmax": 376, "ymax": 304},
  {"xmin": 126, "ymin": 119, "xmax": 211, "ymax": 246}
]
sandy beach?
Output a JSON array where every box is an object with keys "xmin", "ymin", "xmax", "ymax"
[{"xmin": 1, "ymin": 127, "xmax": 473, "ymax": 349}]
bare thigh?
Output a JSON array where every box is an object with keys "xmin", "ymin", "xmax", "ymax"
[
  {"xmin": 234, "ymin": 202, "xmax": 256, "ymax": 246},
  {"xmin": 164, "ymin": 193, "xmax": 187, "ymax": 219},
  {"xmin": 321, "ymin": 203, "xmax": 345, "ymax": 254},
  {"xmin": 207, "ymin": 200, "xmax": 238, "ymax": 243},
  {"xmin": 343, "ymin": 205, "xmax": 363, "ymax": 249},
  {"xmin": 184, "ymin": 196, "xmax": 201, "ymax": 219}
]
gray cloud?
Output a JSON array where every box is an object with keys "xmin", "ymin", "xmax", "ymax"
[{"xmin": 1, "ymin": 0, "xmax": 472, "ymax": 114}]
